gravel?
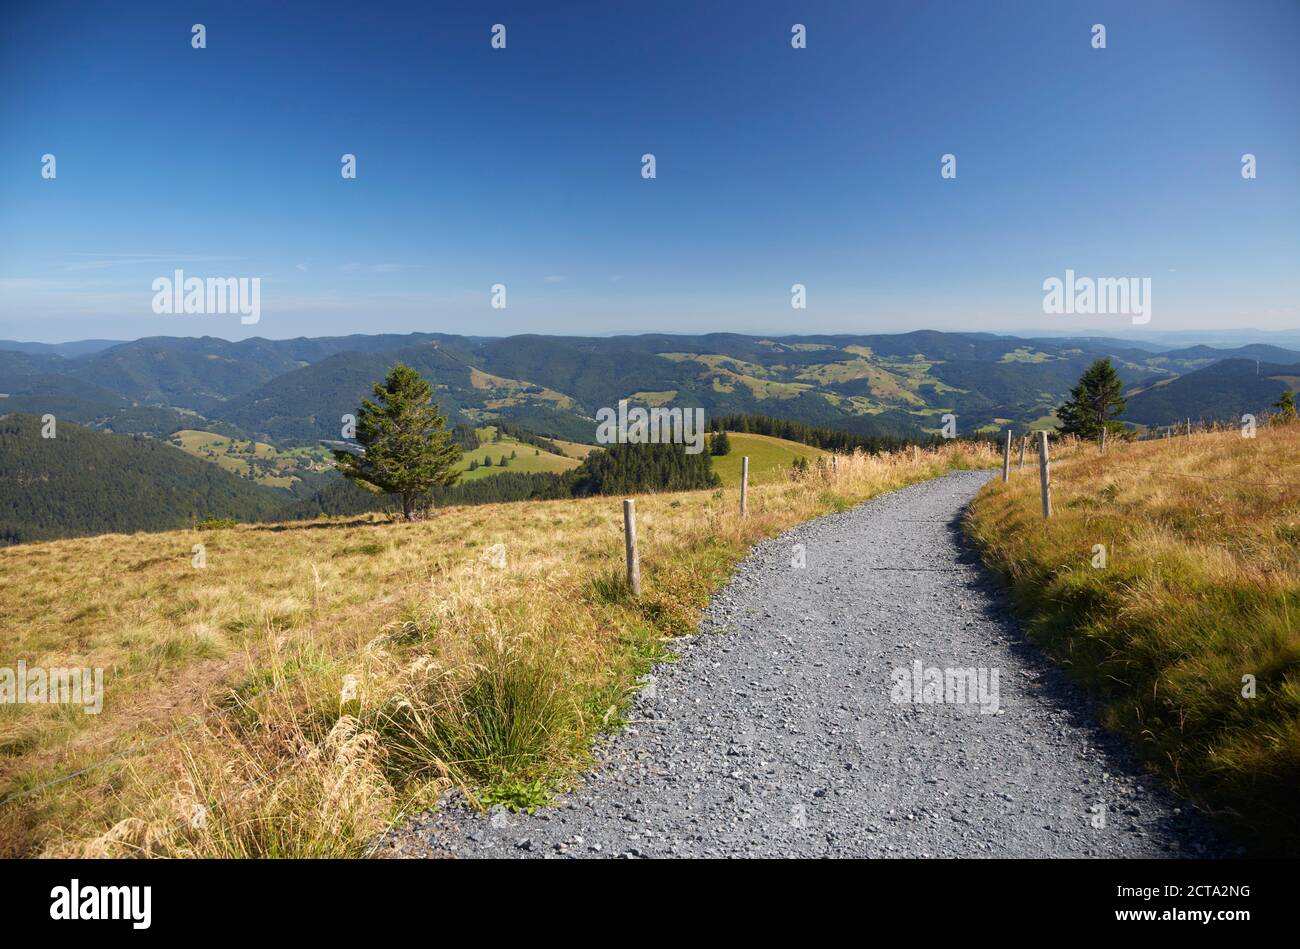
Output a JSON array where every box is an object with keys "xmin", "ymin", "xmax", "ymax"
[{"xmin": 378, "ymin": 470, "xmax": 1228, "ymax": 859}]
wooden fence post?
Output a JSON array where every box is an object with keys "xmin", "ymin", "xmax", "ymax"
[
  {"xmin": 1002, "ymin": 429, "xmax": 1012, "ymax": 482},
  {"xmin": 913, "ymin": 444, "xmax": 920, "ymax": 464},
  {"xmin": 1037, "ymin": 431, "xmax": 1052, "ymax": 520},
  {"xmin": 1018, "ymin": 435, "xmax": 1026, "ymax": 471},
  {"xmin": 740, "ymin": 456, "xmax": 749, "ymax": 517},
  {"xmin": 1100, "ymin": 427, "xmax": 1107, "ymax": 453},
  {"xmin": 622, "ymin": 498, "xmax": 640, "ymax": 596}
]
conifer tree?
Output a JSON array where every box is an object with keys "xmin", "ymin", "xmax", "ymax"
[
  {"xmin": 1056, "ymin": 358, "xmax": 1127, "ymax": 442},
  {"xmin": 1275, "ymin": 389, "xmax": 1297, "ymax": 422},
  {"xmin": 332, "ymin": 363, "xmax": 461, "ymax": 520}
]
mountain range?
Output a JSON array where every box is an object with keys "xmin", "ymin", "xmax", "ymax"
[
  {"xmin": 4, "ymin": 330, "xmax": 1297, "ymax": 444},
  {"xmin": 2, "ymin": 329, "xmax": 1297, "ymax": 544}
]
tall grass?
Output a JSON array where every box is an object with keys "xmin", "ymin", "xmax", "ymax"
[
  {"xmin": 3, "ymin": 440, "xmax": 997, "ymax": 857},
  {"xmin": 966, "ymin": 422, "xmax": 1300, "ymax": 854}
]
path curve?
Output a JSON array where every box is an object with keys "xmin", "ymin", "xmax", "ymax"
[{"xmin": 384, "ymin": 470, "xmax": 1223, "ymax": 858}]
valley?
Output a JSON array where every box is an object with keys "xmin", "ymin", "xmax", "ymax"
[
  {"xmin": 166, "ymin": 430, "xmax": 334, "ymax": 490},
  {"xmin": 2, "ymin": 329, "xmax": 1298, "ymax": 545}
]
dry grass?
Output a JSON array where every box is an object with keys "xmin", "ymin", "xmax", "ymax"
[
  {"xmin": 966, "ymin": 421, "xmax": 1300, "ymax": 854},
  {"xmin": 1, "ymin": 440, "xmax": 997, "ymax": 858}
]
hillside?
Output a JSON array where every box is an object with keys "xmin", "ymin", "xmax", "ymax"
[
  {"xmin": 0, "ymin": 339, "xmax": 123, "ymax": 357},
  {"xmin": 966, "ymin": 421, "xmax": 1300, "ymax": 852},
  {"xmin": 165, "ymin": 429, "xmax": 335, "ymax": 493},
  {"xmin": 0, "ymin": 414, "xmax": 286, "ymax": 545},
  {"xmin": 455, "ymin": 425, "xmax": 581, "ymax": 481},
  {"xmin": 0, "ymin": 439, "xmax": 997, "ymax": 857},
  {"xmin": 213, "ymin": 343, "xmax": 476, "ymax": 443},
  {"xmin": 1123, "ymin": 358, "xmax": 1298, "ymax": 425},
  {"xmin": 711, "ymin": 432, "xmax": 828, "ymax": 486},
  {"xmin": 282, "ymin": 430, "xmax": 819, "ymax": 519},
  {"xmin": 7, "ymin": 332, "xmax": 1294, "ymax": 455},
  {"xmin": 4, "ymin": 331, "xmax": 1298, "ymax": 546}
]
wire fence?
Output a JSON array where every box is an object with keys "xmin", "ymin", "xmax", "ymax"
[{"xmin": 999, "ymin": 415, "xmax": 1300, "ymax": 521}]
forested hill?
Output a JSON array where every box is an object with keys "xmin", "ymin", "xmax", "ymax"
[
  {"xmin": 0, "ymin": 414, "xmax": 286, "ymax": 545},
  {"xmin": 1122, "ymin": 359, "xmax": 1300, "ymax": 425},
  {"xmin": 5, "ymin": 332, "xmax": 1299, "ymax": 448},
  {"xmin": 5, "ymin": 330, "xmax": 1299, "ymax": 544}
]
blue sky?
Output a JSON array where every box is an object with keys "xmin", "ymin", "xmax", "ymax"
[{"xmin": 1, "ymin": 0, "xmax": 1297, "ymax": 342}]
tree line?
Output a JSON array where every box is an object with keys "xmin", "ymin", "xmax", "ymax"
[
  {"xmin": 0, "ymin": 414, "xmax": 285, "ymax": 545},
  {"xmin": 708, "ymin": 413, "xmax": 930, "ymax": 453}
]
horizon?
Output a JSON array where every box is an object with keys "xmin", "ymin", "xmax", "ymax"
[
  {"xmin": 2, "ymin": 0, "xmax": 1298, "ymax": 341},
  {"xmin": 7, "ymin": 325, "xmax": 1300, "ymax": 349}
]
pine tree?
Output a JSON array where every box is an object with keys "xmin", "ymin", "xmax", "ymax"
[
  {"xmin": 1275, "ymin": 389, "xmax": 1297, "ymax": 422},
  {"xmin": 332, "ymin": 363, "xmax": 462, "ymax": 520},
  {"xmin": 1056, "ymin": 358, "xmax": 1127, "ymax": 441},
  {"xmin": 710, "ymin": 430, "xmax": 731, "ymax": 456}
]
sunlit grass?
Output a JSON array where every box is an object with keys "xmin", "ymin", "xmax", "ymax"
[
  {"xmin": 966, "ymin": 421, "xmax": 1300, "ymax": 854},
  {"xmin": 711, "ymin": 432, "xmax": 829, "ymax": 486},
  {"xmin": 0, "ymin": 440, "xmax": 997, "ymax": 857}
]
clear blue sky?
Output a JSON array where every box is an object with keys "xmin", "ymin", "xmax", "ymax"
[{"xmin": 1, "ymin": 0, "xmax": 1297, "ymax": 342}]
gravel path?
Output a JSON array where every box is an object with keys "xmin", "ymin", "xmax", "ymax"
[{"xmin": 382, "ymin": 470, "xmax": 1225, "ymax": 859}]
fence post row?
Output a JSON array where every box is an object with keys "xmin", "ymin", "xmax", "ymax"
[
  {"xmin": 1037, "ymin": 430, "xmax": 1052, "ymax": 520},
  {"xmin": 740, "ymin": 456, "xmax": 749, "ymax": 518},
  {"xmin": 623, "ymin": 498, "xmax": 641, "ymax": 597}
]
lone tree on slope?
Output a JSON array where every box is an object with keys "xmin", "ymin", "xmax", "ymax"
[
  {"xmin": 1056, "ymin": 358, "xmax": 1127, "ymax": 442},
  {"xmin": 333, "ymin": 363, "xmax": 462, "ymax": 520}
]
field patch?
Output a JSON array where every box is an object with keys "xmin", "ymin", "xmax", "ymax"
[
  {"xmin": 455, "ymin": 426, "xmax": 581, "ymax": 481},
  {"xmin": 167, "ymin": 430, "xmax": 331, "ymax": 489},
  {"xmin": 710, "ymin": 432, "xmax": 829, "ymax": 486}
]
